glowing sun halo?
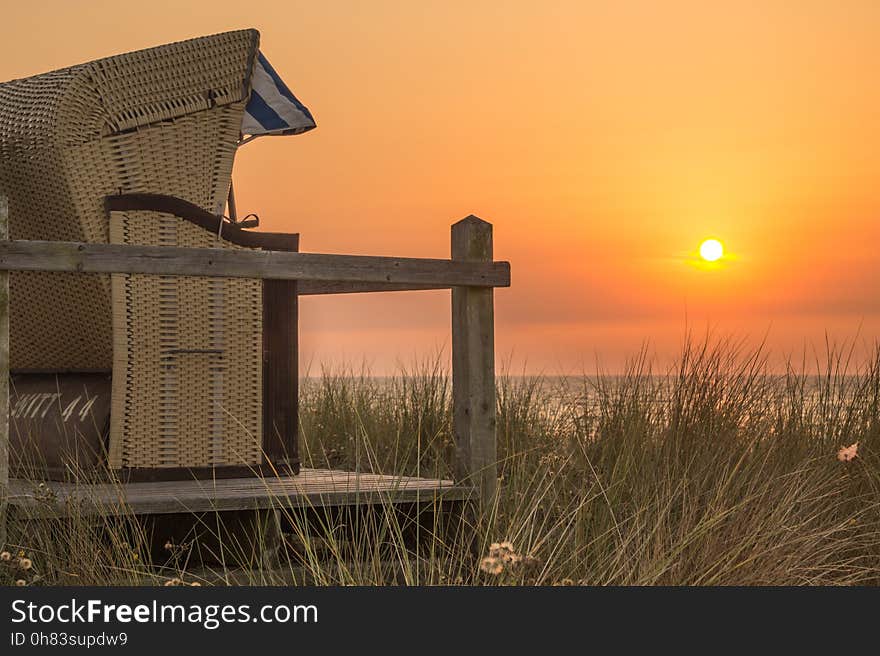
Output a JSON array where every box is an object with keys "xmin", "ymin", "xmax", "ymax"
[{"xmin": 699, "ymin": 239, "xmax": 724, "ymax": 262}]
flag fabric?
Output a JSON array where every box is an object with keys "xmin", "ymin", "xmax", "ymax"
[{"xmin": 241, "ymin": 51, "xmax": 316, "ymax": 138}]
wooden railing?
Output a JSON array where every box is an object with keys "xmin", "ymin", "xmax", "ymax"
[{"xmin": 0, "ymin": 195, "xmax": 510, "ymax": 544}]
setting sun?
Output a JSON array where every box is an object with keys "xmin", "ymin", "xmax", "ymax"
[{"xmin": 699, "ymin": 239, "xmax": 724, "ymax": 262}]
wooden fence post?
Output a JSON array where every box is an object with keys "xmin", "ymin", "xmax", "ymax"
[
  {"xmin": 451, "ymin": 215, "xmax": 497, "ymax": 508},
  {"xmin": 0, "ymin": 195, "xmax": 8, "ymax": 549}
]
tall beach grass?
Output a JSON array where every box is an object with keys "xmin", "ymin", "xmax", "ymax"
[{"xmin": 3, "ymin": 337, "xmax": 880, "ymax": 585}]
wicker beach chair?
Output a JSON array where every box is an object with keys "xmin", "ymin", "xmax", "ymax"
[{"xmin": 0, "ymin": 29, "xmax": 314, "ymax": 480}]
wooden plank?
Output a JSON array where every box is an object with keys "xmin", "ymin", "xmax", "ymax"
[
  {"xmin": 0, "ymin": 240, "xmax": 511, "ymax": 288},
  {"xmin": 9, "ymin": 373, "xmax": 110, "ymax": 474},
  {"xmin": 0, "ymin": 196, "xmax": 7, "ymax": 549},
  {"xmin": 451, "ymin": 216, "xmax": 498, "ymax": 508},
  {"xmin": 298, "ymin": 281, "xmax": 448, "ymax": 295},
  {"xmin": 263, "ymin": 277, "xmax": 299, "ymax": 467},
  {"xmin": 253, "ymin": 230, "xmax": 300, "ymax": 470},
  {"xmin": 7, "ymin": 469, "xmax": 475, "ymax": 517}
]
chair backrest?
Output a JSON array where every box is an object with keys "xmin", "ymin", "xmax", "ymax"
[{"xmin": 0, "ymin": 29, "xmax": 260, "ymax": 371}]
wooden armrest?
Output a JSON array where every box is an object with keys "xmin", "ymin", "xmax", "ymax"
[{"xmin": 104, "ymin": 193, "xmax": 299, "ymax": 252}]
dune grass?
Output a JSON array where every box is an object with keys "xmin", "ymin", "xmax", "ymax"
[{"xmin": 3, "ymin": 337, "xmax": 880, "ymax": 586}]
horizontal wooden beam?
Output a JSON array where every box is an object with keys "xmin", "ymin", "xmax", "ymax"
[
  {"xmin": 0, "ymin": 240, "xmax": 511, "ymax": 288},
  {"xmin": 298, "ymin": 281, "xmax": 449, "ymax": 295}
]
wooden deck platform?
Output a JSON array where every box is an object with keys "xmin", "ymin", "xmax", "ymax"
[{"xmin": 7, "ymin": 468, "xmax": 475, "ymax": 517}]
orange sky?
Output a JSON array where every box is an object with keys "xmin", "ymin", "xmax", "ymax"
[{"xmin": 2, "ymin": 1, "xmax": 879, "ymax": 373}]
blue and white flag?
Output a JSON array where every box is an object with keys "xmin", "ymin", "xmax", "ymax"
[{"xmin": 241, "ymin": 51, "xmax": 316, "ymax": 138}]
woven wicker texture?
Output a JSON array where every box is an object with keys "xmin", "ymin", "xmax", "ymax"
[
  {"xmin": 109, "ymin": 209, "xmax": 263, "ymax": 469},
  {"xmin": 0, "ymin": 29, "xmax": 266, "ymax": 469},
  {"xmin": 0, "ymin": 28, "xmax": 258, "ymax": 371}
]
